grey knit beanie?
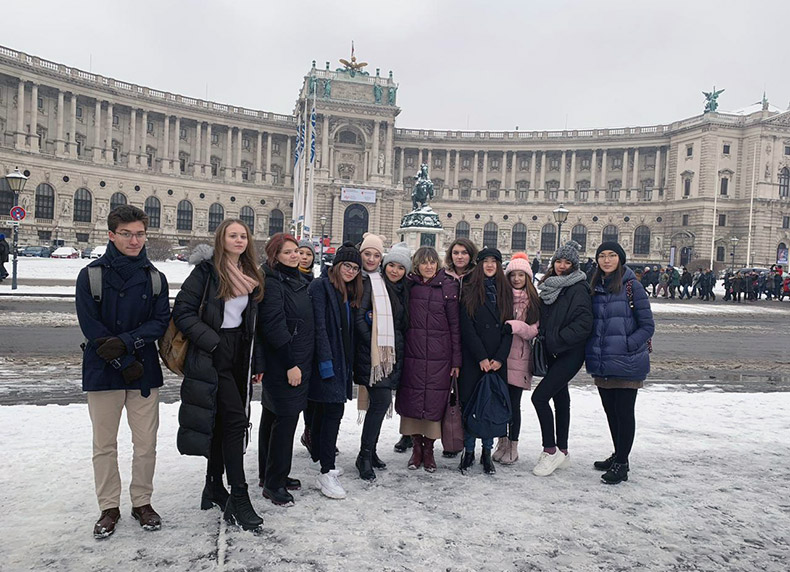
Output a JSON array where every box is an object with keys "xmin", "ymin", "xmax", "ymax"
[
  {"xmin": 551, "ymin": 240, "xmax": 581, "ymax": 267},
  {"xmin": 383, "ymin": 241, "xmax": 412, "ymax": 273}
]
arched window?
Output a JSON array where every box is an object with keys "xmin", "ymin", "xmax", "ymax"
[
  {"xmin": 74, "ymin": 188, "xmax": 92, "ymax": 222},
  {"xmin": 343, "ymin": 204, "xmax": 369, "ymax": 245},
  {"xmin": 208, "ymin": 203, "xmax": 224, "ymax": 232},
  {"xmin": 337, "ymin": 130, "xmax": 358, "ymax": 145},
  {"xmin": 268, "ymin": 209, "xmax": 284, "ymax": 236},
  {"xmin": 780, "ymin": 167, "xmax": 790, "ymax": 198},
  {"xmin": 571, "ymin": 224, "xmax": 587, "ymax": 252},
  {"xmin": 144, "ymin": 196, "xmax": 161, "ymax": 228},
  {"xmin": 483, "ymin": 222, "xmax": 498, "ymax": 248},
  {"xmin": 0, "ymin": 179, "xmax": 13, "ymax": 214},
  {"xmin": 680, "ymin": 247, "xmax": 693, "ymax": 267},
  {"xmin": 240, "ymin": 206, "xmax": 255, "ymax": 230},
  {"xmin": 35, "ymin": 183, "xmax": 55, "ymax": 220},
  {"xmin": 602, "ymin": 225, "xmax": 619, "ymax": 243},
  {"xmin": 633, "ymin": 226, "xmax": 651, "ymax": 256},
  {"xmin": 110, "ymin": 192, "xmax": 127, "ymax": 211},
  {"xmin": 177, "ymin": 200, "xmax": 193, "ymax": 231},
  {"xmin": 455, "ymin": 220, "xmax": 470, "ymax": 239},
  {"xmin": 541, "ymin": 223, "xmax": 557, "ymax": 252},
  {"xmin": 511, "ymin": 223, "xmax": 527, "ymax": 251}
]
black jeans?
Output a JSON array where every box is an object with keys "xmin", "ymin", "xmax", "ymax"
[
  {"xmin": 258, "ymin": 406, "xmax": 299, "ymax": 490},
  {"xmin": 507, "ymin": 384, "xmax": 524, "ymax": 441},
  {"xmin": 598, "ymin": 387, "xmax": 638, "ymax": 464},
  {"xmin": 310, "ymin": 401, "xmax": 345, "ymax": 473},
  {"xmin": 208, "ymin": 329, "xmax": 250, "ymax": 487},
  {"xmin": 360, "ymin": 386, "xmax": 392, "ymax": 452},
  {"xmin": 303, "ymin": 400, "xmax": 316, "ymax": 431},
  {"xmin": 531, "ymin": 347, "xmax": 585, "ymax": 450}
]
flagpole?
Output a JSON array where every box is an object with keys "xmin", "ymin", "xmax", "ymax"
[
  {"xmin": 305, "ymin": 86, "xmax": 317, "ymax": 239},
  {"xmin": 299, "ymin": 95, "xmax": 309, "ymax": 238},
  {"xmin": 292, "ymin": 102, "xmax": 302, "ymax": 236}
]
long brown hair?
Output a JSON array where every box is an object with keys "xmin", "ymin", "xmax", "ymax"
[
  {"xmin": 591, "ymin": 262, "xmax": 625, "ymax": 295},
  {"xmin": 444, "ymin": 238, "xmax": 478, "ymax": 275},
  {"xmin": 212, "ymin": 218, "xmax": 264, "ymax": 302},
  {"xmin": 510, "ymin": 273, "xmax": 541, "ymax": 324},
  {"xmin": 462, "ymin": 259, "xmax": 513, "ymax": 324},
  {"xmin": 328, "ymin": 263, "xmax": 363, "ymax": 308}
]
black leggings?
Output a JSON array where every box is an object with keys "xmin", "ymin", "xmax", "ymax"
[
  {"xmin": 531, "ymin": 347, "xmax": 585, "ymax": 450},
  {"xmin": 310, "ymin": 401, "xmax": 345, "ymax": 473},
  {"xmin": 258, "ymin": 406, "xmax": 300, "ymax": 490},
  {"xmin": 598, "ymin": 387, "xmax": 638, "ymax": 464},
  {"xmin": 360, "ymin": 386, "xmax": 392, "ymax": 452},
  {"xmin": 507, "ymin": 384, "xmax": 523, "ymax": 441}
]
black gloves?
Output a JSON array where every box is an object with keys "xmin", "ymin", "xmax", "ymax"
[
  {"xmin": 502, "ymin": 323, "xmax": 513, "ymax": 335},
  {"xmin": 95, "ymin": 337, "xmax": 127, "ymax": 361},
  {"xmin": 122, "ymin": 361, "xmax": 144, "ymax": 384}
]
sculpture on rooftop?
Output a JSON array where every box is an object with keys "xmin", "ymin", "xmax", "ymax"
[
  {"xmin": 703, "ymin": 87, "xmax": 725, "ymax": 113},
  {"xmin": 338, "ymin": 42, "xmax": 369, "ymax": 77}
]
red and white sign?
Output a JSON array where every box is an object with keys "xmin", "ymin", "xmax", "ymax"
[{"xmin": 9, "ymin": 206, "xmax": 26, "ymax": 221}]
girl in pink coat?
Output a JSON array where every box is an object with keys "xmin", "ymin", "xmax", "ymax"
[{"xmin": 493, "ymin": 253, "xmax": 541, "ymax": 465}]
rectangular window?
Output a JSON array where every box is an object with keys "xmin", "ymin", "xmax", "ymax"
[
  {"xmin": 682, "ymin": 214, "xmax": 689, "ymax": 226},
  {"xmin": 272, "ymin": 142, "xmax": 280, "ymax": 154},
  {"xmin": 549, "ymin": 157, "xmax": 560, "ymax": 170},
  {"xmin": 720, "ymin": 177, "xmax": 729, "ymax": 195},
  {"xmin": 491, "ymin": 159, "xmax": 499, "ymax": 170},
  {"xmin": 785, "ymin": 146, "xmax": 790, "ymax": 156},
  {"xmin": 723, "ymin": 144, "xmax": 730, "ymax": 155},
  {"xmin": 147, "ymin": 121, "xmax": 154, "ymax": 134},
  {"xmin": 684, "ymin": 179, "xmax": 691, "ymax": 196},
  {"xmin": 147, "ymin": 152, "xmax": 154, "ymax": 168},
  {"xmin": 519, "ymin": 158, "xmax": 529, "ymax": 170},
  {"xmin": 180, "ymin": 157, "xmax": 186, "ymax": 173},
  {"xmin": 211, "ymin": 160, "xmax": 219, "ymax": 177},
  {"xmin": 242, "ymin": 167, "xmax": 249, "ymax": 181},
  {"xmin": 581, "ymin": 157, "xmax": 591, "ymax": 170},
  {"xmin": 76, "ymin": 233, "xmax": 90, "ymax": 243},
  {"xmin": 517, "ymin": 189, "xmax": 527, "ymax": 201},
  {"xmin": 76, "ymin": 140, "xmax": 82, "ymax": 157},
  {"xmin": 462, "ymin": 157, "xmax": 470, "ymax": 169},
  {"xmin": 211, "ymin": 133, "xmax": 219, "ymax": 144},
  {"xmin": 783, "ymin": 216, "xmax": 790, "ymax": 229},
  {"xmin": 37, "ymin": 230, "xmax": 52, "ymax": 241},
  {"xmin": 718, "ymin": 214, "xmax": 726, "ymax": 227},
  {"xmin": 644, "ymin": 155, "xmax": 655, "ymax": 169},
  {"xmin": 76, "ymin": 106, "xmax": 83, "ymax": 119},
  {"xmin": 37, "ymin": 97, "xmax": 44, "ymax": 109},
  {"xmin": 612, "ymin": 157, "xmax": 622, "ymax": 170},
  {"xmin": 716, "ymin": 246, "xmax": 725, "ymax": 262},
  {"xmin": 406, "ymin": 156, "xmax": 414, "ymax": 167},
  {"xmin": 112, "ymin": 114, "xmax": 119, "ymax": 126},
  {"xmin": 112, "ymin": 147, "xmax": 119, "ymax": 163},
  {"xmin": 434, "ymin": 157, "xmax": 442, "ymax": 168},
  {"xmin": 180, "ymin": 127, "xmax": 188, "ymax": 140},
  {"xmin": 686, "ymin": 144, "xmax": 693, "ymax": 157},
  {"xmin": 242, "ymin": 137, "xmax": 250, "ymax": 150}
]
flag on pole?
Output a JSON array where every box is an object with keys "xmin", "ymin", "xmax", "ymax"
[
  {"xmin": 292, "ymin": 115, "xmax": 304, "ymax": 234},
  {"xmin": 304, "ymin": 101, "xmax": 317, "ymax": 238}
]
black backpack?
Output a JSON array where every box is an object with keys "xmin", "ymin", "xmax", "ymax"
[{"xmin": 462, "ymin": 372, "xmax": 512, "ymax": 440}]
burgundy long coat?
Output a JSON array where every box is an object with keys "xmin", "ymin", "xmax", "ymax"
[{"xmin": 395, "ymin": 269, "xmax": 462, "ymax": 422}]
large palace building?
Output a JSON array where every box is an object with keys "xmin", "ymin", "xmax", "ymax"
[{"xmin": 2, "ymin": 44, "xmax": 790, "ymax": 269}]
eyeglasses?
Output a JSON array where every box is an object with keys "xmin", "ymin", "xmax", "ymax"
[
  {"xmin": 340, "ymin": 262, "xmax": 360, "ymax": 274},
  {"xmin": 114, "ymin": 231, "xmax": 147, "ymax": 240},
  {"xmin": 597, "ymin": 252, "xmax": 619, "ymax": 260}
]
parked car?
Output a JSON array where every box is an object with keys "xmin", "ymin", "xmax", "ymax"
[
  {"xmin": 21, "ymin": 245, "xmax": 52, "ymax": 258},
  {"xmin": 81, "ymin": 246, "xmax": 94, "ymax": 259},
  {"xmin": 51, "ymin": 246, "xmax": 80, "ymax": 259},
  {"xmin": 90, "ymin": 245, "xmax": 107, "ymax": 259}
]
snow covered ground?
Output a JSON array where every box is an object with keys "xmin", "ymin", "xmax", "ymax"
[{"xmin": 1, "ymin": 387, "xmax": 788, "ymax": 572}]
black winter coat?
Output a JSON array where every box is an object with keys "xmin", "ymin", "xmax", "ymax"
[
  {"xmin": 539, "ymin": 280, "xmax": 593, "ymax": 357},
  {"xmin": 0, "ymin": 239, "xmax": 9, "ymax": 263},
  {"xmin": 257, "ymin": 264, "xmax": 314, "ymax": 416},
  {"xmin": 172, "ymin": 258, "xmax": 260, "ymax": 458},
  {"xmin": 353, "ymin": 273, "xmax": 408, "ymax": 390},
  {"xmin": 458, "ymin": 299, "xmax": 513, "ymax": 407}
]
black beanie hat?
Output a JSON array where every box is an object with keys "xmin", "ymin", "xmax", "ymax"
[
  {"xmin": 333, "ymin": 241, "xmax": 362, "ymax": 267},
  {"xmin": 596, "ymin": 241, "xmax": 627, "ymax": 266},
  {"xmin": 476, "ymin": 247, "xmax": 502, "ymax": 263}
]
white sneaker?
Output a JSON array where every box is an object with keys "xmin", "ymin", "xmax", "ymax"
[
  {"xmin": 532, "ymin": 450, "xmax": 565, "ymax": 476},
  {"xmin": 316, "ymin": 469, "xmax": 346, "ymax": 499},
  {"xmin": 558, "ymin": 451, "xmax": 570, "ymax": 469}
]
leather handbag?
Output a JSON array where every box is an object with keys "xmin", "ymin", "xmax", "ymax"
[
  {"xmin": 531, "ymin": 332, "xmax": 549, "ymax": 377},
  {"xmin": 158, "ymin": 275, "xmax": 210, "ymax": 376},
  {"xmin": 441, "ymin": 374, "xmax": 464, "ymax": 454}
]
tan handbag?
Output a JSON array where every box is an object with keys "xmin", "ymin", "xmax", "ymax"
[{"xmin": 158, "ymin": 275, "xmax": 210, "ymax": 376}]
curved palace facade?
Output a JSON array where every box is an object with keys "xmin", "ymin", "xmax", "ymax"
[{"xmin": 2, "ymin": 44, "xmax": 790, "ymax": 269}]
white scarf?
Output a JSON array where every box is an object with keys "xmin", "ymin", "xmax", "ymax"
[{"xmin": 369, "ymin": 272, "xmax": 395, "ymax": 384}]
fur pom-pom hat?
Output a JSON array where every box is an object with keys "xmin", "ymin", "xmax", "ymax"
[{"xmin": 505, "ymin": 252, "xmax": 533, "ymax": 279}]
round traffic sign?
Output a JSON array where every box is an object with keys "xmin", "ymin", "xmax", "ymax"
[{"xmin": 9, "ymin": 206, "xmax": 26, "ymax": 221}]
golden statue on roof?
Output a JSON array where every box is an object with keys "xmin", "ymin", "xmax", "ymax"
[{"xmin": 338, "ymin": 41, "xmax": 369, "ymax": 77}]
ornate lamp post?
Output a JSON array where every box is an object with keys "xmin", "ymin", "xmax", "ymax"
[
  {"xmin": 552, "ymin": 203, "xmax": 569, "ymax": 250},
  {"xmin": 320, "ymin": 215, "xmax": 327, "ymax": 271},
  {"xmin": 3, "ymin": 167, "xmax": 28, "ymax": 290},
  {"xmin": 730, "ymin": 236, "xmax": 739, "ymax": 274}
]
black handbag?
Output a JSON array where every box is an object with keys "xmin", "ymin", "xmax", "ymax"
[{"xmin": 531, "ymin": 332, "xmax": 549, "ymax": 377}]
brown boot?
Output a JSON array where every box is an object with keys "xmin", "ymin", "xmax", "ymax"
[
  {"xmin": 93, "ymin": 507, "xmax": 120, "ymax": 539},
  {"xmin": 131, "ymin": 504, "xmax": 162, "ymax": 531},
  {"xmin": 407, "ymin": 434, "xmax": 423, "ymax": 470},
  {"xmin": 423, "ymin": 438, "xmax": 437, "ymax": 472}
]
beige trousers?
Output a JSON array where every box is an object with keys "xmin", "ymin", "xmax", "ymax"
[{"xmin": 87, "ymin": 388, "xmax": 159, "ymax": 510}]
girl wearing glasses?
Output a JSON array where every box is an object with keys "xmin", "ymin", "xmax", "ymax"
[
  {"xmin": 172, "ymin": 219, "xmax": 265, "ymax": 531},
  {"xmin": 586, "ymin": 242, "xmax": 654, "ymax": 485},
  {"xmin": 395, "ymin": 246, "xmax": 462, "ymax": 473},
  {"xmin": 308, "ymin": 242, "xmax": 363, "ymax": 499}
]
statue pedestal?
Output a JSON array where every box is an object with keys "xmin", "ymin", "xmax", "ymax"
[{"xmin": 399, "ymin": 207, "xmax": 445, "ymax": 253}]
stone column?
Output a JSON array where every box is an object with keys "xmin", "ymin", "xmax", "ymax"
[
  {"xmin": 399, "ymin": 147, "xmax": 405, "ymax": 184},
  {"xmin": 631, "ymin": 147, "xmax": 640, "ymax": 189},
  {"xmin": 255, "ymin": 130, "xmax": 263, "ymax": 183},
  {"xmin": 510, "ymin": 152, "xmax": 517, "ymax": 189},
  {"xmin": 174, "ymin": 116, "xmax": 181, "ymax": 172},
  {"xmin": 653, "ymin": 147, "xmax": 661, "ymax": 190},
  {"xmin": 105, "ymin": 102, "xmax": 113, "ymax": 163},
  {"xmin": 93, "ymin": 100, "xmax": 102, "ymax": 162},
  {"xmin": 444, "ymin": 150, "xmax": 450, "ymax": 188},
  {"xmin": 454, "ymin": 150, "xmax": 460, "ymax": 187},
  {"xmin": 194, "ymin": 121, "xmax": 202, "ymax": 176},
  {"xmin": 364, "ymin": 150, "xmax": 370, "ymax": 183},
  {"xmin": 589, "ymin": 150, "xmax": 597, "ymax": 191},
  {"xmin": 569, "ymin": 150, "xmax": 577, "ymax": 192},
  {"xmin": 529, "ymin": 152, "xmax": 537, "ymax": 191},
  {"xmin": 163, "ymin": 115, "xmax": 170, "ymax": 172},
  {"xmin": 559, "ymin": 150, "xmax": 567, "ymax": 190},
  {"xmin": 205, "ymin": 123, "xmax": 212, "ymax": 166},
  {"xmin": 601, "ymin": 149, "xmax": 608, "ymax": 195},
  {"xmin": 236, "ymin": 127, "xmax": 243, "ymax": 182},
  {"xmin": 285, "ymin": 136, "xmax": 292, "ymax": 177},
  {"xmin": 473, "ymin": 151, "xmax": 479, "ymax": 188},
  {"xmin": 15, "ymin": 81, "xmax": 25, "ymax": 149},
  {"xmin": 426, "ymin": 149, "xmax": 432, "ymax": 176},
  {"xmin": 56, "ymin": 90, "xmax": 65, "ymax": 156},
  {"xmin": 322, "ymin": 115, "xmax": 330, "ymax": 173},
  {"xmin": 129, "ymin": 108, "xmax": 137, "ymax": 166},
  {"xmin": 481, "ymin": 151, "xmax": 488, "ymax": 189},
  {"xmin": 224, "ymin": 128, "xmax": 233, "ymax": 180},
  {"xmin": 540, "ymin": 152, "xmax": 547, "ymax": 190},
  {"xmin": 69, "ymin": 94, "xmax": 77, "ymax": 156},
  {"xmin": 30, "ymin": 83, "xmax": 39, "ymax": 152},
  {"xmin": 141, "ymin": 111, "xmax": 148, "ymax": 166},
  {"xmin": 621, "ymin": 149, "xmax": 628, "ymax": 193},
  {"xmin": 371, "ymin": 120, "xmax": 380, "ymax": 176},
  {"xmin": 384, "ymin": 122, "xmax": 393, "ymax": 178},
  {"xmin": 266, "ymin": 133, "xmax": 273, "ymax": 183}
]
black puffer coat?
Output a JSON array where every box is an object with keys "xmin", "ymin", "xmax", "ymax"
[
  {"xmin": 172, "ymin": 248, "xmax": 260, "ymax": 458},
  {"xmin": 257, "ymin": 263, "xmax": 314, "ymax": 416},
  {"xmin": 539, "ymin": 280, "xmax": 593, "ymax": 358},
  {"xmin": 353, "ymin": 273, "xmax": 408, "ymax": 390}
]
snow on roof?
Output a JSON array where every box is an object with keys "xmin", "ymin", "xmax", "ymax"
[{"xmin": 721, "ymin": 102, "xmax": 785, "ymax": 116}]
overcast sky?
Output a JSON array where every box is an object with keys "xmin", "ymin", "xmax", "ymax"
[{"xmin": 5, "ymin": 0, "xmax": 788, "ymax": 131}]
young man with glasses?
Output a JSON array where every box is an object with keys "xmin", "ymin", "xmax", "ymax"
[{"xmin": 75, "ymin": 205, "xmax": 171, "ymax": 539}]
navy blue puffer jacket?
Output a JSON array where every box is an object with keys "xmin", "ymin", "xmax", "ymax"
[{"xmin": 585, "ymin": 266, "xmax": 655, "ymax": 381}]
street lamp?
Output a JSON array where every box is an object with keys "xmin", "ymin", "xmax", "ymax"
[
  {"xmin": 319, "ymin": 215, "xmax": 327, "ymax": 271},
  {"xmin": 730, "ymin": 236, "xmax": 740, "ymax": 274},
  {"xmin": 552, "ymin": 203, "xmax": 569, "ymax": 249},
  {"xmin": 3, "ymin": 167, "xmax": 28, "ymax": 290}
]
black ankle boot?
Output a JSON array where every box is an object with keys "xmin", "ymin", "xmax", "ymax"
[
  {"xmin": 356, "ymin": 448, "xmax": 376, "ymax": 481},
  {"xmin": 458, "ymin": 450, "xmax": 475, "ymax": 474},
  {"xmin": 224, "ymin": 484, "xmax": 263, "ymax": 531},
  {"xmin": 394, "ymin": 435, "xmax": 413, "ymax": 453},
  {"xmin": 593, "ymin": 453, "xmax": 616, "ymax": 472},
  {"xmin": 481, "ymin": 448, "xmax": 496, "ymax": 474},
  {"xmin": 371, "ymin": 449, "xmax": 387, "ymax": 470},
  {"xmin": 262, "ymin": 486, "xmax": 294, "ymax": 506},
  {"xmin": 201, "ymin": 475, "xmax": 229, "ymax": 511},
  {"xmin": 285, "ymin": 476, "xmax": 302, "ymax": 491},
  {"xmin": 601, "ymin": 462, "xmax": 629, "ymax": 484}
]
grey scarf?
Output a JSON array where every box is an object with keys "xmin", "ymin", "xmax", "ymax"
[{"xmin": 538, "ymin": 269, "xmax": 587, "ymax": 305}]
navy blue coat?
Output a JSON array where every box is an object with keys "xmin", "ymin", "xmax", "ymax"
[
  {"xmin": 308, "ymin": 274, "xmax": 354, "ymax": 404},
  {"xmin": 585, "ymin": 267, "xmax": 655, "ymax": 381},
  {"xmin": 75, "ymin": 252, "xmax": 170, "ymax": 395}
]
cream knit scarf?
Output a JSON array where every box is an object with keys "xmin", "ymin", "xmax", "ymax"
[{"xmin": 225, "ymin": 259, "xmax": 258, "ymax": 298}]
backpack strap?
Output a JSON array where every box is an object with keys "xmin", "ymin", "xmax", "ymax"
[
  {"xmin": 625, "ymin": 279, "xmax": 635, "ymax": 310},
  {"xmin": 88, "ymin": 266, "xmax": 103, "ymax": 303},
  {"xmin": 149, "ymin": 268, "xmax": 162, "ymax": 297}
]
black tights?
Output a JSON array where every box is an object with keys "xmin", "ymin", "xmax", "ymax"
[
  {"xmin": 507, "ymin": 384, "xmax": 523, "ymax": 441},
  {"xmin": 310, "ymin": 402, "xmax": 344, "ymax": 473},
  {"xmin": 598, "ymin": 387, "xmax": 638, "ymax": 464},
  {"xmin": 360, "ymin": 386, "xmax": 392, "ymax": 452},
  {"xmin": 531, "ymin": 347, "xmax": 585, "ymax": 450}
]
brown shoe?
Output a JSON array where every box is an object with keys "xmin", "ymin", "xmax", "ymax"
[
  {"xmin": 131, "ymin": 504, "xmax": 161, "ymax": 531},
  {"xmin": 93, "ymin": 507, "xmax": 121, "ymax": 539}
]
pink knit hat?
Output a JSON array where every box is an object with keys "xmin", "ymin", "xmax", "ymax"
[{"xmin": 505, "ymin": 252, "xmax": 533, "ymax": 279}]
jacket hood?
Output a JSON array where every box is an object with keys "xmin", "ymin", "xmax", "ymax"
[
  {"xmin": 621, "ymin": 266, "xmax": 638, "ymax": 284},
  {"xmin": 189, "ymin": 244, "xmax": 214, "ymax": 265}
]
